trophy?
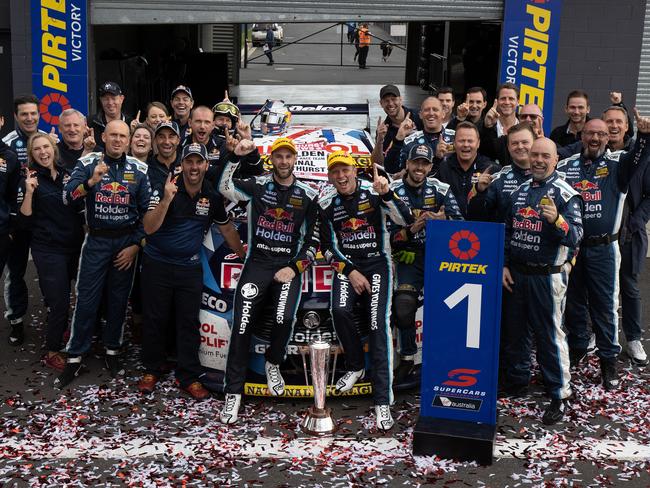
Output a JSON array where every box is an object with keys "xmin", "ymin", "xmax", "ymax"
[{"xmin": 301, "ymin": 340, "xmax": 338, "ymax": 435}]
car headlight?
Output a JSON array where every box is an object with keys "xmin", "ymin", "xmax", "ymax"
[{"xmin": 303, "ymin": 311, "xmax": 320, "ymax": 329}]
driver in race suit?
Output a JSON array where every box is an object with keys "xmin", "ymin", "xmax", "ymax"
[
  {"xmin": 218, "ymin": 137, "xmax": 319, "ymax": 425},
  {"xmin": 389, "ymin": 143, "xmax": 463, "ymax": 384},
  {"xmin": 318, "ymin": 151, "xmax": 413, "ymax": 431}
]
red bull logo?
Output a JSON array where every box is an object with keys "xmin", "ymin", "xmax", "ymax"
[
  {"xmin": 517, "ymin": 206, "xmax": 540, "ymax": 219},
  {"xmin": 264, "ymin": 208, "xmax": 293, "ymax": 221},
  {"xmin": 341, "ymin": 218, "xmax": 367, "ymax": 231},
  {"xmin": 95, "ymin": 182, "xmax": 130, "ymax": 205},
  {"xmin": 573, "ymin": 180, "xmax": 601, "ymax": 201}
]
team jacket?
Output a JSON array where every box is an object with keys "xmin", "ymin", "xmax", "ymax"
[
  {"xmin": 90, "ymin": 112, "xmax": 131, "ymax": 150},
  {"xmin": 218, "ymin": 155, "xmax": 319, "ymax": 274},
  {"xmin": 390, "ymin": 177, "xmax": 463, "ymax": 251},
  {"xmin": 467, "ymin": 163, "xmax": 531, "ymax": 223},
  {"xmin": 0, "ymin": 141, "xmax": 21, "ymax": 235},
  {"xmin": 64, "ymin": 151, "xmax": 151, "ymax": 245},
  {"xmin": 557, "ymin": 133, "xmax": 650, "ymax": 237},
  {"xmin": 145, "ymin": 174, "xmax": 229, "ymax": 266},
  {"xmin": 2, "ymin": 128, "xmax": 45, "ymax": 168},
  {"xmin": 182, "ymin": 133, "xmax": 263, "ymax": 178},
  {"xmin": 505, "ymin": 172, "xmax": 583, "ymax": 267},
  {"xmin": 17, "ymin": 163, "xmax": 84, "ymax": 254},
  {"xmin": 384, "ymin": 129, "xmax": 442, "ymax": 174},
  {"xmin": 318, "ymin": 179, "xmax": 413, "ymax": 276},
  {"xmin": 380, "ymin": 107, "xmax": 423, "ymax": 155},
  {"xmin": 146, "ymin": 153, "xmax": 182, "ymax": 193},
  {"xmin": 437, "ymin": 153, "xmax": 498, "ymax": 219}
]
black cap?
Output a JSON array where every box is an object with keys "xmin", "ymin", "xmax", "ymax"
[
  {"xmin": 99, "ymin": 81, "xmax": 122, "ymax": 96},
  {"xmin": 380, "ymin": 84, "xmax": 400, "ymax": 99},
  {"xmin": 181, "ymin": 142, "xmax": 208, "ymax": 161},
  {"xmin": 406, "ymin": 143, "xmax": 434, "ymax": 163},
  {"xmin": 154, "ymin": 121, "xmax": 180, "ymax": 137},
  {"xmin": 171, "ymin": 85, "xmax": 193, "ymax": 99}
]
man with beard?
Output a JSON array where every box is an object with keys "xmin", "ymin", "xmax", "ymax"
[
  {"xmin": 550, "ymin": 90, "xmax": 591, "ymax": 147},
  {"xmin": 138, "ymin": 143, "xmax": 244, "ymax": 398},
  {"xmin": 218, "ymin": 137, "xmax": 319, "ymax": 425},
  {"xmin": 449, "ymin": 86, "xmax": 488, "ymax": 131},
  {"xmin": 558, "ymin": 113, "xmax": 650, "ymax": 389},
  {"xmin": 390, "ymin": 144, "xmax": 463, "ymax": 383},
  {"xmin": 502, "ymin": 138, "xmax": 583, "ymax": 425},
  {"xmin": 384, "ymin": 96, "xmax": 446, "ymax": 174},
  {"xmin": 318, "ymin": 152, "xmax": 412, "ymax": 431},
  {"xmin": 371, "ymin": 85, "xmax": 422, "ymax": 166},
  {"xmin": 148, "ymin": 121, "xmax": 182, "ymax": 192},
  {"xmin": 467, "ymin": 122, "xmax": 535, "ymax": 223},
  {"xmin": 57, "ymin": 109, "xmax": 98, "ymax": 170},
  {"xmin": 437, "ymin": 87, "xmax": 456, "ymax": 129}
]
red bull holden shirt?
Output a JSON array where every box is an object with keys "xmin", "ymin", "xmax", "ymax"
[
  {"xmin": 505, "ymin": 171, "xmax": 583, "ymax": 267},
  {"xmin": 218, "ymin": 154, "xmax": 319, "ymax": 274},
  {"xmin": 64, "ymin": 152, "xmax": 151, "ymax": 244},
  {"xmin": 318, "ymin": 178, "xmax": 413, "ymax": 276}
]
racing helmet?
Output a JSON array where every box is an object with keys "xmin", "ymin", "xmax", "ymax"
[
  {"xmin": 260, "ymin": 100, "xmax": 291, "ymax": 135},
  {"xmin": 212, "ymin": 101, "xmax": 240, "ymax": 127}
]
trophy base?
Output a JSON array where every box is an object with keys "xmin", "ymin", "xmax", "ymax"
[
  {"xmin": 301, "ymin": 406, "xmax": 338, "ymax": 436},
  {"xmin": 412, "ymin": 416, "xmax": 495, "ymax": 465}
]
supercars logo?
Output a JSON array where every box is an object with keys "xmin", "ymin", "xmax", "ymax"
[
  {"xmin": 341, "ymin": 218, "xmax": 367, "ymax": 231},
  {"xmin": 448, "ymin": 230, "xmax": 480, "ymax": 260},
  {"xmin": 264, "ymin": 208, "xmax": 293, "ymax": 221},
  {"xmin": 442, "ymin": 368, "xmax": 480, "ymax": 387}
]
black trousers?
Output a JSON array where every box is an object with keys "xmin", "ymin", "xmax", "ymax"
[
  {"xmin": 358, "ymin": 46, "xmax": 369, "ymax": 67},
  {"xmin": 3, "ymin": 229, "xmax": 30, "ymax": 322},
  {"xmin": 141, "ymin": 255, "xmax": 203, "ymax": 387}
]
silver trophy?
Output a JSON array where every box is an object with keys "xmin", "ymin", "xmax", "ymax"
[{"xmin": 301, "ymin": 340, "xmax": 338, "ymax": 435}]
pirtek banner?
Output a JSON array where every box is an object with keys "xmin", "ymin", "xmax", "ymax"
[
  {"xmin": 499, "ymin": 0, "xmax": 563, "ymax": 134},
  {"xmin": 31, "ymin": 0, "xmax": 89, "ymax": 132}
]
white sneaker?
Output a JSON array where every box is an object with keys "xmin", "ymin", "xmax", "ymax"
[
  {"xmin": 220, "ymin": 393, "xmax": 241, "ymax": 424},
  {"xmin": 335, "ymin": 369, "xmax": 365, "ymax": 393},
  {"xmin": 265, "ymin": 361, "xmax": 285, "ymax": 396},
  {"xmin": 375, "ymin": 404, "xmax": 394, "ymax": 431},
  {"xmin": 626, "ymin": 340, "xmax": 648, "ymax": 366}
]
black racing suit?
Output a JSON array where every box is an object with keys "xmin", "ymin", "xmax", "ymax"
[
  {"xmin": 467, "ymin": 163, "xmax": 531, "ymax": 223},
  {"xmin": 384, "ymin": 130, "xmax": 443, "ymax": 174},
  {"xmin": 502, "ymin": 172, "xmax": 583, "ymax": 399},
  {"xmin": 0, "ymin": 141, "xmax": 20, "ymax": 327},
  {"xmin": 319, "ymin": 179, "xmax": 412, "ymax": 405},
  {"xmin": 218, "ymin": 155, "xmax": 319, "ymax": 395},
  {"xmin": 557, "ymin": 133, "xmax": 650, "ymax": 359},
  {"xmin": 390, "ymin": 177, "xmax": 463, "ymax": 357}
]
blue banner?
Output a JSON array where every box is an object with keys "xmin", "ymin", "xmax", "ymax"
[
  {"xmin": 499, "ymin": 0, "xmax": 563, "ymax": 134},
  {"xmin": 31, "ymin": 0, "xmax": 89, "ymax": 132},
  {"xmin": 420, "ymin": 220, "xmax": 504, "ymax": 425}
]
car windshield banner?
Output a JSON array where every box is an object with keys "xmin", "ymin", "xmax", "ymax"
[
  {"xmin": 31, "ymin": 0, "xmax": 89, "ymax": 132},
  {"xmin": 420, "ymin": 220, "xmax": 504, "ymax": 425},
  {"xmin": 499, "ymin": 0, "xmax": 563, "ymax": 134}
]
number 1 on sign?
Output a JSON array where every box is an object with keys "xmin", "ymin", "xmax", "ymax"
[{"xmin": 444, "ymin": 283, "xmax": 482, "ymax": 349}]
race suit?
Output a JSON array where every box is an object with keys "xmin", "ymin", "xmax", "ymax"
[
  {"xmin": 63, "ymin": 152, "xmax": 151, "ymax": 356},
  {"xmin": 182, "ymin": 133, "xmax": 263, "ymax": 178},
  {"xmin": 384, "ymin": 130, "xmax": 443, "ymax": 174},
  {"xmin": 390, "ymin": 177, "xmax": 463, "ymax": 356},
  {"xmin": 0, "ymin": 141, "xmax": 20, "ymax": 326},
  {"xmin": 218, "ymin": 155, "xmax": 319, "ymax": 395},
  {"xmin": 557, "ymin": 133, "xmax": 650, "ymax": 359},
  {"xmin": 319, "ymin": 179, "xmax": 412, "ymax": 405},
  {"xmin": 467, "ymin": 163, "xmax": 532, "ymax": 223},
  {"xmin": 502, "ymin": 172, "xmax": 583, "ymax": 399}
]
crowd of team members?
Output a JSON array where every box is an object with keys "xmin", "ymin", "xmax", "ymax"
[{"xmin": 0, "ymin": 78, "xmax": 648, "ymax": 431}]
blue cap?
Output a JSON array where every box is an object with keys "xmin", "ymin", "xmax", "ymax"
[
  {"xmin": 154, "ymin": 121, "xmax": 180, "ymax": 137},
  {"xmin": 181, "ymin": 143, "xmax": 208, "ymax": 161},
  {"xmin": 407, "ymin": 143, "xmax": 434, "ymax": 163}
]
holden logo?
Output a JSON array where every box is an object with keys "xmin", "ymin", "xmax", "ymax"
[{"xmin": 240, "ymin": 282, "xmax": 259, "ymax": 299}]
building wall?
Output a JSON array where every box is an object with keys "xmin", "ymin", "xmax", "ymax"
[
  {"xmin": 552, "ymin": 0, "xmax": 647, "ymax": 128},
  {"xmin": 9, "ymin": 0, "xmax": 31, "ymax": 97}
]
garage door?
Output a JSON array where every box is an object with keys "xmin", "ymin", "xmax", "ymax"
[{"xmin": 91, "ymin": 0, "xmax": 503, "ymax": 25}]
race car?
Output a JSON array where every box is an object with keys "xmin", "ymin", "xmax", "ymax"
[{"xmin": 198, "ymin": 101, "xmax": 423, "ymax": 396}]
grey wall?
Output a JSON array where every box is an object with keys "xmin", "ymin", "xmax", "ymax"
[
  {"xmin": 9, "ymin": 0, "xmax": 31, "ymax": 98},
  {"xmin": 0, "ymin": 0, "xmax": 10, "ymax": 30},
  {"xmin": 552, "ymin": 0, "xmax": 647, "ymax": 128}
]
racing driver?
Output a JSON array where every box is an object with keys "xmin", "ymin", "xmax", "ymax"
[
  {"xmin": 218, "ymin": 137, "xmax": 319, "ymax": 425},
  {"xmin": 319, "ymin": 151, "xmax": 412, "ymax": 431}
]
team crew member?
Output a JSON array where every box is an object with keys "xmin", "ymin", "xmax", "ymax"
[
  {"xmin": 371, "ymin": 84, "xmax": 423, "ymax": 166},
  {"xmin": 218, "ymin": 137, "xmax": 319, "ymax": 425},
  {"xmin": 57, "ymin": 109, "xmax": 98, "ymax": 170},
  {"xmin": 90, "ymin": 82, "xmax": 131, "ymax": 150},
  {"xmin": 212, "ymin": 101, "xmax": 263, "ymax": 177},
  {"xmin": 448, "ymin": 86, "xmax": 488, "ymax": 131},
  {"xmin": 384, "ymin": 97, "xmax": 445, "ymax": 174},
  {"xmin": 319, "ymin": 152, "xmax": 412, "ymax": 431},
  {"xmin": 2, "ymin": 95, "xmax": 45, "ymax": 346},
  {"xmin": 357, "ymin": 23, "xmax": 370, "ymax": 69},
  {"xmin": 559, "ymin": 114, "xmax": 650, "ymax": 389},
  {"xmin": 170, "ymin": 85, "xmax": 194, "ymax": 141},
  {"xmin": 18, "ymin": 134, "xmax": 84, "ymax": 370},
  {"xmin": 467, "ymin": 122, "xmax": 535, "ymax": 222},
  {"xmin": 148, "ymin": 121, "xmax": 182, "ymax": 190},
  {"xmin": 0, "ymin": 127, "xmax": 21, "ymax": 345},
  {"xmin": 390, "ymin": 144, "xmax": 463, "ymax": 383},
  {"xmin": 55, "ymin": 120, "xmax": 151, "ymax": 389},
  {"xmin": 437, "ymin": 87, "xmax": 456, "ymax": 128},
  {"xmin": 129, "ymin": 124, "xmax": 153, "ymax": 163},
  {"xmin": 501, "ymin": 138, "xmax": 583, "ymax": 425},
  {"xmin": 549, "ymin": 90, "xmax": 591, "ymax": 147},
  {"xmin": 139, "ymin": 143, "xmax": 244, "ymax": 398},
  {"xmin": 436, "ymin": 122, "xmax": 497, "ymax": 219}
]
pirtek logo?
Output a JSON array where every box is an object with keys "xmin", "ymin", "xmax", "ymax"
[
  {"xmin": 442, "ymin": 369, "xmax": 480, "ymax": 387},
  {"xmin": 448, "ymin": 230, "xmax": 480, "ymax": 260}
]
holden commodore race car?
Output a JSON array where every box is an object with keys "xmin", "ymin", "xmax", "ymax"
[{"xmin": 198, "ymin": 101, "xmax": 423, "ymax": 397}]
